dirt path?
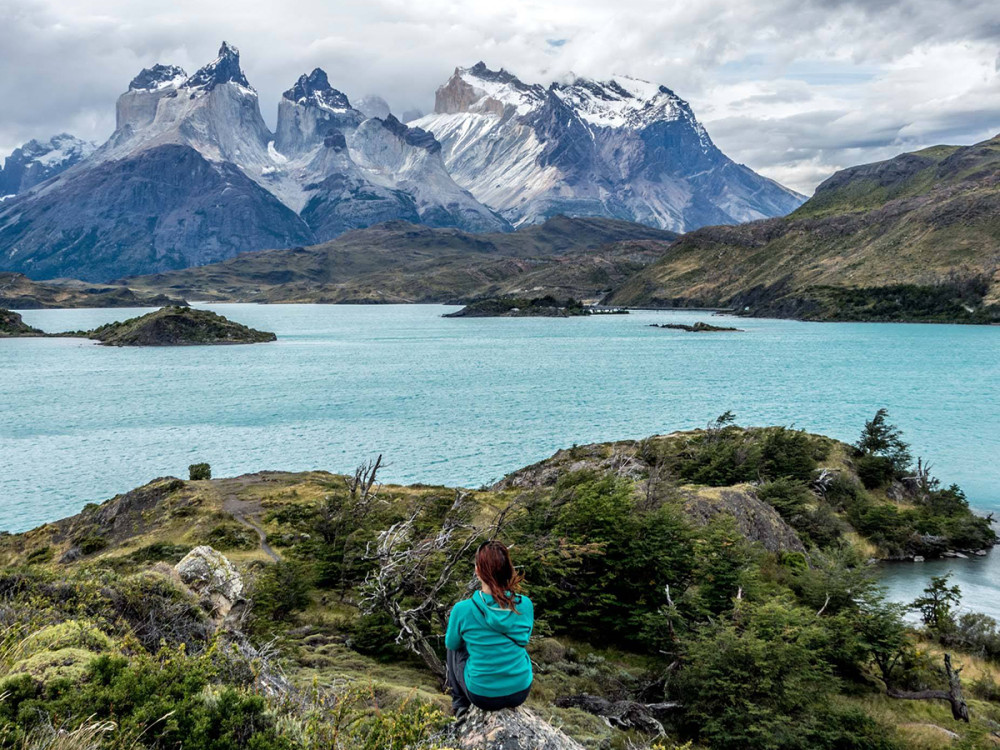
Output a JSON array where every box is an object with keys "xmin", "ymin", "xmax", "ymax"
[{"xmin": 219, "ymin": 477, "xmax": 281, "ymax": 562}]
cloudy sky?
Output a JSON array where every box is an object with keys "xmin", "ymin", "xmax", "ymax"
[{"xmin": 2, "ymin": 0, "xmax": 998, "ymax": 194}]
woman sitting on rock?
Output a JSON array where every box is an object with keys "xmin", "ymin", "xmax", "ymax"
[{"xmin": 445, "ymin": 540, "xmax": 534, "ymax": 717}]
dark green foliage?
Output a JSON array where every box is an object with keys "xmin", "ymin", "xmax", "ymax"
[
  {"xmin": 125, "ymin": 542, "xmax": 192, "ymax": 564},
  {"xmin": 855, "ymin": 454, "xmax": 896, "ymax": 489},
  {"xmin": 675, "ymin": 600, "xmax": 902, "ymax": 750},
  {"xmin": 349, "ymin": 612, "xmax": 410, "ymax": 661},
  {"xmin": 206, "ymin": 522, "xmax": 259, "ymax": 551},
  {"xmin": 249, "ymin": 561, "xmax": 313, "ymax": 625},
  {"xmin": 757, "ymin": 477, "xmax": 812, "ymax": 518},
  {"xmin": 946, "ymin": 612, "xmax": 1000, "ymax": 661},
  {"xmin": 190, "ymin": 462, "xmax": 212, "ymax": 480},
  {"xmin": 76, "ymin": 534, "xmax": 109, "ymax": 555},
  {"xmin": 912, "ymin": 573, "xmax": 961, "ymax": 633},
  {"xmin": 0, "ymin": 651, "xmax": 294, "ymax": 750},
  {"xmin": 809, "ymin": 278, "xmax": 1000, "ymax": 324},
  {"xmin": 445, "ymin": 295, "xmax": 590, "ymax": 317},
  {"xmin": 757, "ymin": 478, "xmax": 847, "ymax": 548},
  {"xmin": 669, "ymin": 425, "xmax": 823, "ymax": 486},
  {"xmin": 690, "ymin": 518, "xmax": 758, "ymax": 616},
  {"xmin": 855, "ymin": 409, "xmax": 912, "ymax": 482},
  {"xmin": 511, "ymin": 471, "xmax": 694, "ymax": 650},
  {"xmin": 25, "ymin": 545, "xmax": 54, "ymax": 563}
]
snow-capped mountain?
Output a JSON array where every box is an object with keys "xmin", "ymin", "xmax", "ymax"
[
  {"xmin": 411, "ymin": 63, "xmax": 804, "ymax": 231},
  {"xmin": 0, "ymin": 134, "xmax": 96, "ymax": 197},
  {"xmin": 270, "ymin": 68, "xmax": 508, "ymax": 236},
  {"xmin": 0, "ymin": 45, "xmax": 506, "ymax": 282}
]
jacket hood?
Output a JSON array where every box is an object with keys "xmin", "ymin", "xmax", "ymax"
[{"xmin": 473, "ymin": 590, "xmax": 524, "ymax": 634}]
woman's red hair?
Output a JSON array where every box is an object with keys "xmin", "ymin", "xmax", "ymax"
[{"xmin": 475, "ymin": 540, "xmax": 524, "ymax": 611}]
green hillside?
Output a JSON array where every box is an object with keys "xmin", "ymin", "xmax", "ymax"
[
  {"xmin": 607, "ymin": 135, "xmax": 1000, "ymax": 322},
  {"xmin": 2, "ymin": 416, "xmax": 997, "ymax": 749}
]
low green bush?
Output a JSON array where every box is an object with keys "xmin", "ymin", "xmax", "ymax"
[{"xmin": 189, "ymin": 462, "xmax": 212, "ymax": 480}]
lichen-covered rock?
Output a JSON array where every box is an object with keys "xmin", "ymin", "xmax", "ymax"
[
  {"xmin": 437, "ymin": 707, "xmax": 585, "ymax": 750},
  {"xmin": 685, "ymin": 489, "xmax": 806, "ymax": 553},
  {"xmin": 175, "ymin": 545, "xmax": 244, "ymax": 616}
]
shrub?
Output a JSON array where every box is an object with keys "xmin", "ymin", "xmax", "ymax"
[
  {"xmin": 350, "ymin": 612, "xmax": 409, "ymax": 661},
  {"xmin": 206, "ymin": 522, "xmax": 259, "ymax": 551},
  {"xmin": 855, "ymin": 454, "xmax": 895, "ymax": 489},
  {"xmin": 676, "ymin": 602, "xmax": 835, "ymax": 750},
  {"xmin": 756, "ymin": 478, "xmax": 812, "ymax": 518},
  {"xmin": 189, "ymin": 462, "xmax": 212, "ymax": 480},
  {"xmin": 75, "ymin": 535, "xmax": 108, "ymax": 555},
  {"xmin": 249, "ymin": 561, "xmax": 313, "ymax": 625}
]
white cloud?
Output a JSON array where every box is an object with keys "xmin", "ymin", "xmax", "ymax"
[{"xmin": 1, "ymin": 0, "xmax": 997, "ymax": 194}]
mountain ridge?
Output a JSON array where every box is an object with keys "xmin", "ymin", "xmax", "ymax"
[
  {"xmin": 1, "ymin": 48, "xmax": 802, "ymax": 282},
  {"xmin": 606, "ymin": 134, "xmax": 1000, "ymax": 322},
  {"xmin": 412, "ymin": 62, "xmax": 805, "ymax": 231}
]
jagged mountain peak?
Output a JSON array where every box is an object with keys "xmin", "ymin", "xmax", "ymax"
[
  {"xmin": 436, "ymin": 63, "xmax": 546, "ymax": 116},
  {"xmin": 283, "ymin": 68, "xmax": 352, "ymax": 112},
  {"xmin": 0, "ymin": 133, "xmax": 97, "ymax": 196},
  {"xmin": 552, "ymin": 74, "xmax": 705, "ymax": 135},
  {"xmin": 377, "ymin": 115, "xmax": 441, "ymax": 153},
  {"xmin": 182, "ymin": 41, "xmax": 252, "ymax": 92},
  {"xmin": 128, "ymin": 64, "xmax": 187, "ymax": 91}
]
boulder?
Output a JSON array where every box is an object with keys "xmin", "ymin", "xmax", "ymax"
[
  {"xmin": 175, "ymin": 545, "xmax": 244, "ymax": 617},
  {"xmin": 437, "ymin": 707, "xmax": 585, "ymax": 750}
]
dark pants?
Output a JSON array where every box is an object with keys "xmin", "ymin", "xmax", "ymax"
[{"xmin": 446, "ymin": 647, "xmax": 531, "ymax": 713}]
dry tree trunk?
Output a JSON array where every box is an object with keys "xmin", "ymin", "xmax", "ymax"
[
  {"xmin": 887, "ymin": 653, "xmax": 969, "ymax": 722},
  {"xmin": 359, "ymin": 492, "xmax": 519, "ymax": 684}
]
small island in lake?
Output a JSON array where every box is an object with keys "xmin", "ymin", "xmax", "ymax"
[
  {"xmin": 0, "ymin": 308, "xmax": 44, "ymax": 337},
  {"xmin": 445, "ymin": 295, "xmax": 604, "ymax": 317},
  {"xmin": 1, "ymin": 306, "xmax": 276, "ymax": 346},
  {"xmin": 650, "ymin": 321, "xmax": 743, "ymax": 332},
  {"xmin": 88, "ymin": 306, "xmax": 276, "ymax": 346}
]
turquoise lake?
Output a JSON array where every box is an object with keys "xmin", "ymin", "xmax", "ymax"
[{"xmin": 2, "ymin": 304, "xmax": 998, "ymax": 616}]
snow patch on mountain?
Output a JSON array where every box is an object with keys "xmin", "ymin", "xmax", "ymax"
[
  {"xmin": 414, "ymin": 63, "xmax": 803, "ymax": 231},
  {"xmin": 0, "ymin": 134, "xmax": 97, "ymax": 195}
]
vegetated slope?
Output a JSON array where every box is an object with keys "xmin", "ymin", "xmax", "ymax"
[
  {"xmin": 1, "ymin": 417, "xmax": 996, "ymax": 749},
  {"xmin": 0, "ymin": 308, "xmax": 43, "ymax": 336},
  {"xmin": 87, "ymin": 306, "xmax": 276, "ymax": 346},
  {"xmin": 122, "ymin": 216, "xmax": 677, "ymax": 303},
  {"xmin": 608, "ymin": 134, "xmax": 1000, "ymax": 322},
  {"xmin": 0, "ymin": 272, "xmax": 185, "ymax": 308}
]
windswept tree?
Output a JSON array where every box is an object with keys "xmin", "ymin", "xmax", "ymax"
[
  {"xmin": 912, "ymin": 573, "xmax": 962, "ymax": 634},
  {"xmin": 854, "ymin": 409, "xmax": 913, "ymax": 487}
]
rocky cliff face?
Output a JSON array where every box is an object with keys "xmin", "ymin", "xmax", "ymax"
[
  {"xmin": 412, "ymin": 64, "xmax": 804, "ymax": 231},
  {"xmin": 273, "ymin": 69, "xmax": 509, "ymax": 239}
]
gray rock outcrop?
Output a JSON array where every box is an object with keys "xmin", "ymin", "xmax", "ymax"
[
  {"xmin": 437, "ymin": 707, "xmax": 585, "ymax": 750},
  {"xmin": 175, "ymin": 545, "xmax": 245, "ymax": 618}
]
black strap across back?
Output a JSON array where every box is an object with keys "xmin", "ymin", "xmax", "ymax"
[{"xmin": 470, "ymin": 595, "xmax": 527, "ymax": 648}]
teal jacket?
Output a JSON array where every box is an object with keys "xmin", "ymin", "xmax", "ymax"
[{"xmin": 445, "ymin": 591, "xmax": 534, "ymax": 697}]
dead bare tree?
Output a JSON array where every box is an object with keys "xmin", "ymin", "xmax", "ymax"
[
  {"xmin": 887, "ymin": 653, "xmax": 969, "ymax": 722},
  {"xmin": 811, "ymin": 468, "xmax": 840, "ymax": 494},
  {"xmin": 345, "ymin": 454, "xmax": 383, "ymax": 506},
  {"xmin": 902, "ymin": 457, "xmax": 937, "ymax": 501},
  {"xmin": 359, "ymin": 491, "xmax": 518, "ymax": 683}
]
